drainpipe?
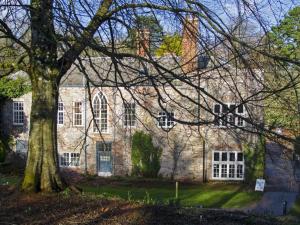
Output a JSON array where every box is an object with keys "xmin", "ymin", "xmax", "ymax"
[
  {"xmin": 197, "ymin": 70, "xmax": 207, "ymax": 183},
  {"xmin": 84, "ymin": 76, "xmax": 88, "ymax": 175}
]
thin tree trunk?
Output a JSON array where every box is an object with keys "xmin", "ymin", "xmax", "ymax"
[{"xmin": 22, "ymin": 76, "xmax": 64, "ymax": 192}]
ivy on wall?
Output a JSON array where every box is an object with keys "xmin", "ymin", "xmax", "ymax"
[
  {"xmin": 244, "ymin": 135, "xmax": 266, "ymax": 183},
  {"xmin": 131, "ymin": 131, "xmax": 162, "ymax": 178},
  {"xmin": 0, "ymin": 76, "xmax": 31, "ymax": 162},
  {"xmin": 0, "ymin": 77, "xmax": 31, "ymax": 102}
]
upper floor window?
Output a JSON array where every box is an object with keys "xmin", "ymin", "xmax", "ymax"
[
  {"xmin": 73, "ymin": 102, "xmax": 83, "ymax": 126},
  {"xmin": 157, "ymin": 111, "xmax": 175, "ymax": 129},
  {"xmin": 124, "ymin": 103, "xmax": 136, "ymax": 127},
  {"xmin": 93, "ymin": 92, "xmax": 108, "ymax": 133},
  {"xmin": 213, "ymin": 103, "xmax": 245, "ymax": 127},
  {"xmin": 13, "ymin": 101, "xmax": 24, "ymax": 125},
  {"xmin": 212, "ymin": 151, "xmax": 244, "ymax": 180},
  {"xmin": 57, "ymin": 102, "xmax": 64, "ymax": 125}
]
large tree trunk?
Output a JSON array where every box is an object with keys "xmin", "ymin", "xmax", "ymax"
[{"xmin": 22, "ymin": 75, "xmax": 64, "ymax": 192}]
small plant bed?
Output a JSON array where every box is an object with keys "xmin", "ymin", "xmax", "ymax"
[{"xmin": 79, "ymin": 176, "xmax": 262, "ymax": 209}]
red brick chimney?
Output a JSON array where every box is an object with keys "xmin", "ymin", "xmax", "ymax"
[
  {"xmin": 136, "ymin": 29, "xmax": 150, "ymax": 57},
  {"xmin": 181, "ymin": 16, "xmax": 199, "ymax": 73}
]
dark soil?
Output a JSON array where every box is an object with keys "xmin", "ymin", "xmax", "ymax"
[{"xmin": 0, "ymin": 185, "xmax": 282, "ymax": 225}]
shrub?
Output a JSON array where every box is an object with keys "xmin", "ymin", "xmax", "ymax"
[
  {"xmin": 0, "ymin": 139, "xmax": 5, "ymax": 162},
  {"xmin": 131, "ymin": 131, "xmax": 162, "ymax": 178},
  {"xmin": 0, "ymin": 134, "xmax": 13, "ymax": 163},
  {"xmin": 294, "ymin": 136, "xmax": 300, "ymax": 155}
]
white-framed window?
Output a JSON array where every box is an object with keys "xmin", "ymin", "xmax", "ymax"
[
  {"xmin": 73, "ymin": 101, "xmax": 83, "ymax": 126},
  {"xmin": 212, "ymin": 151, "xmax": 244, "ymax": 180},
  {"xmin": 93, "ymin": 92, "xmax": 108, "ymax": 133},
  {"xmin": 57, "ymin": 102, "xmax": 64, "ymax": 125},
  {"xmin": 123, "ymin": 103, "xmax": 136, "ymax": 127},
  {"xmin": 13, "ymin": 101, "xmax": 24, "ymax": 125},
  {"xmin": 157, "ymin": 111, "xmax": 175, "ymax": 129},
  {"xmin": 16, "ymin": 140, "xmax": 28, "ymax": 154},
  {"xmin": 59, "ymin": 152, "xmax": 80, "ymax": 167},
  {"xmin": 213, "ymin": 103, "xmax": 245, "ymax": 127}
]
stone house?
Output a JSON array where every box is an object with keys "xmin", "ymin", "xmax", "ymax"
[{"xmin": 0, "ymin": 18, "xmax": 263, "ymax": 182}]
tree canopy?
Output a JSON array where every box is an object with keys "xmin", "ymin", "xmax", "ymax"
[{"xmin": 265, "ymin": 6, "xmax": 300, "ymax": 136}]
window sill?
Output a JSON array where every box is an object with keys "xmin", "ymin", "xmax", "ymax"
[
  {"xmin": 13, "ymin": 123, "xmax": 24, "ymax": 126},
  {"xmin": 211, "ymin": 177, "xmax": 244, "ymax": 181}
]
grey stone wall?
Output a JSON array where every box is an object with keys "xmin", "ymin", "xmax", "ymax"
[{"xmin": 0, "ymin": 72, "xmax": 262, "ymax": 182}]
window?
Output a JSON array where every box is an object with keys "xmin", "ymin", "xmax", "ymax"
[
  {"xmin": 16, "ymin": 140, "xmax": 28, "ymax": 154},
  {"xmin": 73, "ymin": 102, "xmax": 83, "ymax": 126},
  {"xmin": 93, "ymin": 92, "xmax": 108, "ymax": 132},
  {"xmin": 57, "ymin": 102, "xmax": 64, "ymax": 125},
  {"xmin": 13, "ymin": 101, "xmax": 24, "ymax": 125},
  {"xmin": 59, "ymin": 153, "xmax": 80, "ymax": 167},
  {"xmin": 124, "ymin": 103, "xmax": 136, "ymax": 127},
  {"xmin": 212, "ymin": 151, "xmax": 244, "ymax": 180},
  {"xmin": 157, "ymin": 111, "xmax": 175, "ymax": 129},
  {"xmin": 213, "ymin": 103, "xmax": 245, "ymax": 127}
]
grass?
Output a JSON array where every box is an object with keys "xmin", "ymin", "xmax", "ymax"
[
  {"xmin": 0, "ymin": 174, "xmax": 20, "ymax": 186},
  {"xmin": 81, "ymin": 179, "xmax": 262, "ymax": 208},
  {"xmin": 0, "ymin": 174, "xmax": 262, "ymax": 209}
]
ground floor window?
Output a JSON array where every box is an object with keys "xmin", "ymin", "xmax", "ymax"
[
  {"xmin": 16, "ymin": 140, "xmax": 28, "ymax": 158},
  {"xmin": 212, "ymin": 151, "xmax": 244, "ymax": 180},
  {"xmin": 59, "ymin": 152, "xmax": 80, "ymax": 167}
]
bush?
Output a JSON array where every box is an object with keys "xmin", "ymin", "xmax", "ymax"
[
  {"xmin": 0, "ymin": 139, "xmax": 5, "ymax": 162},
  {"xmin": 244, "ymin": 135, "xmax": 265, "ymax": 183},
  {"xmin": 131, "ymin": 131, "xmax": 162, "ymax": 178},
  {"xmin": 0, "ymin": 134, "xmax": 13, "ymax": 163},
  {"xmin": 294, "ymin": 136, "xmax": 300, "ymax": 155}
]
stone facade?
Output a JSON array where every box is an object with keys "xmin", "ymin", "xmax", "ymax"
[
  {"xmin": 1, "ymin": 70, "xmax": 263, "ymax": 182},
  {"xmin": 0, "ymin": 17, "xmax": 263, "ymax": 182}
]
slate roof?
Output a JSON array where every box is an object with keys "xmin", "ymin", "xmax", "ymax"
[{"xmin": 61, "ymin": 55, "xmax": 212, "ymax": 87}]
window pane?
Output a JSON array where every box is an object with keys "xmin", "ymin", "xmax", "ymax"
[
  {"xmin": 57, "ymin": 102, "xmax": 64, "ymax": 125},
  {"xmin": 74, "ymin": 102, "xmax": 82, "ymax": 126},
  {"xmin": 214, "ymin": 152, "xmax": 220, "ymax": 161},
  {"xmin": 124, "ymin": 103, "xmax": 136, "ymax": 127},
  {"xmin": 229, "ymin": 153, "xmax": 235, "ymax": 161},
  {"xmin": 237, "ymin": 117, "xmax": 244, "ymax": 127},
  {"xmin": 213, "ymin": 164, "xmax": 219, "ymax": 178},
  {"xmin": 221, "ymin": 152, "xmax": 227, "ymax": 161},
  {"xmin": 229, "ymin": 164, "xmax": 235, "ymax": 178},
  {"xmin": 228, "ymin": 114, "xmax": 235, "ymax": 126},
  {"xmin": 221, "ymin": 164, "xmax": 227, "ymax": 178},
  {"xmin": 222, "ymin": 104, "xmax": 228, "ymax": 113},
  {"xmin": 238, "ymin": 105, "xmax": 244, "ymax": 113},
  {"xmin": 70, "ymin": 153, "xmax": 80, "ymax": 166},
  {"xmin": 158, "ymin": 111, "xmax": 174, "ymax": 128},
  {"xmin": 237, "ymin": 153, "xmax": 243, "ymax": 161},
  {"xmin": 229, "ymin": 104, "xmax": 235, "ymax": 112},
  {"xmin": 93, "ymin": 93, "xmax": 108, "ymax": 132},
  {"xmin": 60, "ymin": 153, "xmax": 69, "ymax": 167},
  {"xmin": 214, "ymin": 104, "xmax": 220, "ymax": 113},
  {"xmin": 237, "ymin": 165, "xmax": 244, "ymax": 178},
  {"xmin": 13, "ymin": 102, "xmax": 24, "ymax": 124},
  {"xmin": 96, "ymin": 142, "xmax": 112, "ymax": 152}
]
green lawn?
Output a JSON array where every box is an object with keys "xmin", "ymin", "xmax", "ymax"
[
  {"xmin": 0, "ymin": 175, "xmax": 20, "ymax": 186},
  {"xmin": 81, "ymin": 179, "xmax": 262, "ymax": 208},
  {"xmin": 0, "ymin": 174, "xmax": 262, "ymax": 209}
]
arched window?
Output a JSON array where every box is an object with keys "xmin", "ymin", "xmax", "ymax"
[{"xmin": 93, "ymin": 92, "xmax": 108, "ymax": 132}]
